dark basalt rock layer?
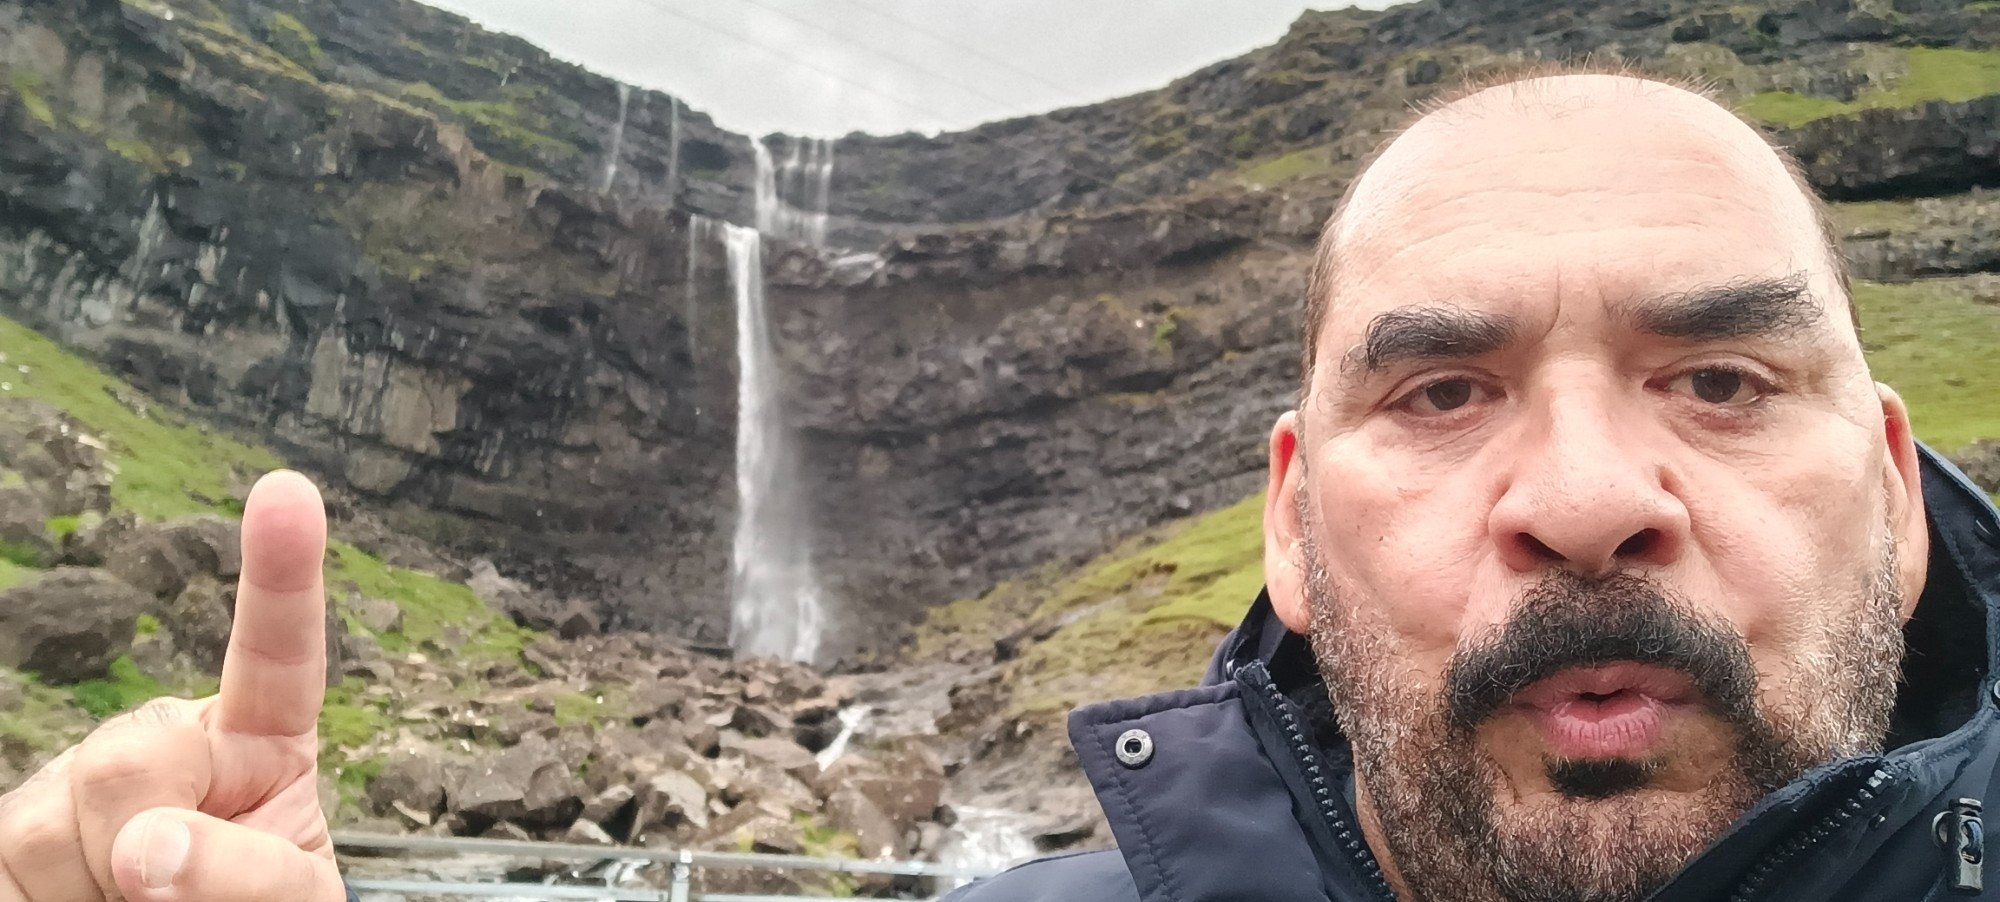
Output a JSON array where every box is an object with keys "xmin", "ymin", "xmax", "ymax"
[{"xmin": 0, "ymin": 0, "xmax": 1993, "ymax": 657}]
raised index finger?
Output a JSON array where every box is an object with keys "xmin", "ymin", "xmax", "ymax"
[{"xmin": 215, "ymin": 470, "xmax": 329, "ymax": 738}]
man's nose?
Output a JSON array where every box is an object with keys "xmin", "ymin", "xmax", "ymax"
[{"xmin": 1486, "ymin": 393, "xmax": 1690, "ymax": 576}]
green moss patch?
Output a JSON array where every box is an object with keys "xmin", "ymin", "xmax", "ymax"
[
  {"xmin": 263, "ymin": 12, "xmax": 324, "ymax": 65},
  {"xmin": 398, "ymin": 82, "xmax": 580, "ymax": 162},
  {"xmin": 320, "ymin": 676, "xmax": 391, "ymax": 750},
  {"xmin": 67, "ymin": 656, "xmax": 166, "ymax": 717},
  {"xmin": 915, "ymin": 494, "xmax": 1264, "ymax": 724},
  {"xmin": 0, "ymin": 558, "xmax": 35, "ymax": 590},
  {"xmin": 1236, "ymin": 147, "xmax": 1333, "ymax": 187},
  {"xmin": 329, "ymin": 541, "xmax": 532, "ymax": 665},
  {"xmin": 1833, "ymin": 198, "xmax": 1925, "ymax": 236},
  {"xmin": 0, "ymin": 667, "xmax": 93, "ymax": 758},
  {"xmin": 1739, "ymin": 47, "xmax": 2000, "ymax": 127},
  {"xmin": 0, "ymin": 316, "xmax": 284, "ymax": 519},
  {"xmin": 8, "ymin": 69, "xmax": 55, "ymax": 129}
]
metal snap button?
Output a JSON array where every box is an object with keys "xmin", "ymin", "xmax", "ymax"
[{"xmin": 1115, "ymin": 728, "xmax": 1154, "ymax": 768}]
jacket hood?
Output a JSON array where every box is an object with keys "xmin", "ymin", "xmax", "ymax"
[{"xmin": 1207, "ymin": 442, "xmax": 2000, "ymax": 754}]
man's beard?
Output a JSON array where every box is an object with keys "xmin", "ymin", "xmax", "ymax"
[{"xmin": 1301, "ymin": 527, "xmax": 1905, "ymax": 902}]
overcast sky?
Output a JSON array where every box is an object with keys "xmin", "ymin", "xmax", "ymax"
[{"xmin": 417, "ymin": 0, "xmax": 1400, "ymax": 138}]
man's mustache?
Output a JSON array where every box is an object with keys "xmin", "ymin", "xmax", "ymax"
[{"xmin": 1443, "ymin": 572, "xmax": 1765, "ymax": 737}]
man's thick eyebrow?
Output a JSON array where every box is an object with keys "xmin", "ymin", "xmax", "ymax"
[
  {"xmin": 1341, "ymin": 305, "xmax": 1519, "ymax": 380},
  {"xmin": 1625, "ymin": 274, "xmax": 1825, "ymax": 341}
]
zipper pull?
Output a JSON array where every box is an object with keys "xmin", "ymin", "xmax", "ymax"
[{"xmin": 1932, "ymin": 797, "xmax": 1985, "ymax": 894}]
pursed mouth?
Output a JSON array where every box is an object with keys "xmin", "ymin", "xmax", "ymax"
[{"xmin": 1506, "ymin": 662, "xmax": 1700, "ymax": 759}]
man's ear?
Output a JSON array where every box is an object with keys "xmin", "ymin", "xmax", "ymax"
[
  {"xmin": 1877, "ymin": 383, "xmax": 1929, "ymax": 621},
  {"xmin": 1265, "ymin": 410, "xmax": 1313, "ymax": 634}
]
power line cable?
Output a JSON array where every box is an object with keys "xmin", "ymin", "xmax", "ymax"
[
  {"xmin": 617, "ymin": 0, "xmax": 1305, "ymax": 254},
  {"xmin": 619, "ymin": 0, "xmax": 945, "ymax": 124}
]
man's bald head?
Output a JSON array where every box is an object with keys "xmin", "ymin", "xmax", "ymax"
[
  {"xmin": 1264, "ymin": 67, "xmax": 1930, "ymax": 902},
  {"xmin": 1298, "ymin": 71, "xmax": 1850, "ymax": 394}
]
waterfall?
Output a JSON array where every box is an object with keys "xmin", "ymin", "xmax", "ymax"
[
  {"xmin": 814, "ymin": 705, "xmax": 872, "ymax": 770},
  {"xmin": 723, "ymin": 222, "xmax": 822, "ymax": 662},
  {"xmin": 753, "ymin": 137, "xmax": 834, "ymax": 247},
  {"xmin": 720, "ymin": 137, "xmax": 838, "ymax": 661},
  {"xmin": 600, "ymin": 83, "xmax": 631, "ymax": 194},
  {"xmin": 935, "ymin": 807, "xmax": 1039, "ymax": 888},
  {"xmin": 684, "ymin": 213, "xmax": 714, "ymax": 384},
  {"xmin": 664, "ymin": 96, "xmax": 681, "ymax": 205}
]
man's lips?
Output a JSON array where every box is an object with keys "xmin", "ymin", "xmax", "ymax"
[{"xmin": 1507, "ymin": 663, "xmax": 1699, "ymax": 759}]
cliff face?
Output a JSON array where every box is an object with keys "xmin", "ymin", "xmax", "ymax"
[{"xmin": 2, "ymin": 0, "xmax": 1998, "ymax": 657}]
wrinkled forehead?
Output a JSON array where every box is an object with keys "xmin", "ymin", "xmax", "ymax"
[{"xmin": 1319, "ymin": 76, "xmax": 1843, "ymax": 353}]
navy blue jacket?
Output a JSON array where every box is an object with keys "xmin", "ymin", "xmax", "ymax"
[{"xmin": 951, "ymin": 447, "xmax": 2000, "ymax": 902}]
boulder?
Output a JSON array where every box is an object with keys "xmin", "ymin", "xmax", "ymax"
[
  {"xmin": 468, "ymin": 559, "xmax": 567, "ymax": 630},
  {"xmin": 0, "ymin": 477, "xmax": 53, "ymax": 564},
  {"xmin": 367, "ymin": 749, "xmax": 450, "ymax": 821},
  {"xmin": 554, "ymin": 599, "xmax": 600, "ymax": 639},
  {"xmin": 162, "ymin": 577, "xmax": 235, "ymax": 672},
  {"xmin": 0, "ymin": 567, "xmax": 151, "ymax": 682},
  {"xmin": 720, "ymin": 734, "xmax": 819, "ymax": 784},
  {"xmin": 355, "ymin": 597, "xmax": 404, "ymax": 635},
  {"xmin": 563, "ymin": 818, "xmax": 616, "ymax": 845},
  {"xmin": 580, "ymin": 784, "xmax": 638, "ymax": 835},
  {"xmin": 449, "ymin": 737, "xmax": 584, "ymax": 829},
  {"xmin": 0, "ymin": 401, "xmax": 114, "ymax": 519},
  {"xmin": 632, "ymin": 768, "xmax": 709, "ymax": 837},
  {"xmin": 1949, "ymin": 440, "xmax": 2000, "ymax": 494},
  {"xmin": 825, "ymin": 784, "xmax": 903, "ymax": 859},
  {"xmin": 815, "ymin": 749, "xmax": 944, "ymax": 826},
  {"xmin": 61, "ymin": 511, "xmax": 132, "ymax": 568},
  {"xmin": 103, "ymin": 516, "xmax": 241, "ymax": 600}
]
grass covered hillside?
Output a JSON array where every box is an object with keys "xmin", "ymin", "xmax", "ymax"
[
  {"xmin": 915, "ymin": 274, "xmax": 2000, "ymax": 726},
  {"xmin": 0, "ymin": 314, "xmax": 534, "ymax": 806}
]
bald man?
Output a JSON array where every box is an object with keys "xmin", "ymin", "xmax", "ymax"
[
  {"xmin": 4, "ymin": 70, "xmax": 2000, "ymax": 902},
  {"xmin": 938, "ymin": 70, "xmax": 2000, "ymax": 902}
]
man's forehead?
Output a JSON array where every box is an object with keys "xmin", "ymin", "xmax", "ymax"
[{"xmin": 1318, "ymin": 74, "xmax": 1839, "ymax": 347}]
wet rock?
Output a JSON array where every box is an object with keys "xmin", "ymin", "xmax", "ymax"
[{"xmin": 0, "ymin": 567, "xmax": 151, "ymax": 682}]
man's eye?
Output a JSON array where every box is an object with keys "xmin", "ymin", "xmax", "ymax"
[
  {"xmin": 1399, "ymin": 377, "xmax": 1488, "ymax": 414},
  {"xmin": 1670, "ymin": 367, "xmax": 1761, "ymax": 405}
]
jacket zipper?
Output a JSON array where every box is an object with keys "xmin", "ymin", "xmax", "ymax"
[
  {"xmin": 1242, "ymin": 662, "xmax": 1397, "ymax": 901},
  {"xmin": 1723, "ymin": 767, "xmax": 1891, "ymax": 902}
]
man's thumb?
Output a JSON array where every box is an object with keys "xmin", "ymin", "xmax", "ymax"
[{"xmin": 110, "ymin": 808, "xmax": 344, "ymax": 902}]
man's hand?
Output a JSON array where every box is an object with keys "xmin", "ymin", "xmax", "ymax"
[{"xmin": 0, "ymin": 471, "xmax": 345, "ymax": 902}]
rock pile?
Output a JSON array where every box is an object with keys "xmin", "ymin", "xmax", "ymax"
[{"xmin": 344, "ymin": 634, "xmax": 957, "ymax": 864}]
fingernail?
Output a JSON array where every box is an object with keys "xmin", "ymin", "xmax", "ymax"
[{"xmin": 139, "ymin": 814, "xmax": 190, "ymax": 890}]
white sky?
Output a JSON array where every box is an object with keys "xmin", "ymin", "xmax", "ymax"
[{"xmin": 417, "ymin": 0, "xmax": 1400, "ymax": 137}]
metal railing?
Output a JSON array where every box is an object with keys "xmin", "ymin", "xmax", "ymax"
[{"xmin": 334, "ymin": 831, "xmax": 1000, "ymax": 902}]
